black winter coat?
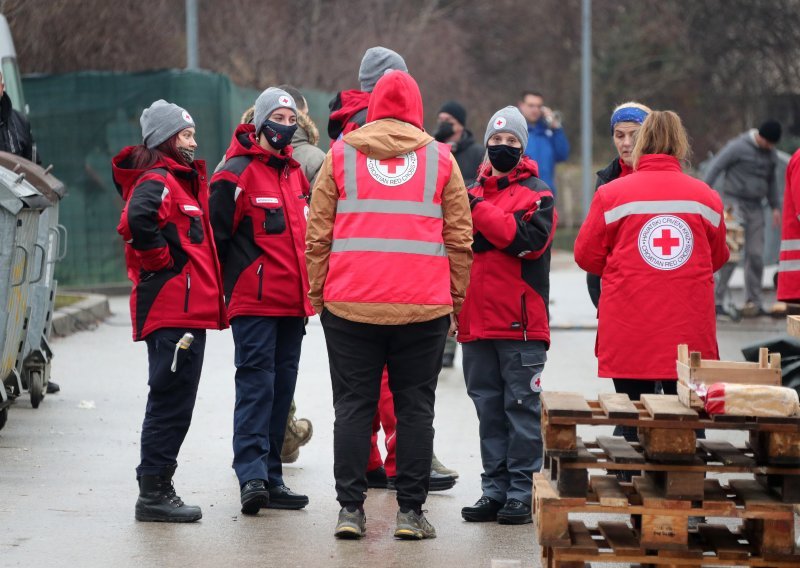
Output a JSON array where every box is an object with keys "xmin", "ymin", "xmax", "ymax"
[
  {"xmin": 0, "ymin": 93, "xmax": 38, "ymax": 163},
  {"xmin": 451, "ymin": 129, "xmax": 484, "ymax": 186},
  {"xmin": 586, "ymin": 158, "xmax": 624, "ymax": 307}
]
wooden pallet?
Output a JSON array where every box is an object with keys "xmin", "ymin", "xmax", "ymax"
[
  {"xmin": 788, "ymin": 315, "xmax": 800, "ymax": 338},
  {"xmin": 676, "ymin": 344, "xmax": 782, "ymax": 410},
  {"xmin": 534, "ymin": 473, "xmax": 799, "ymax": 566}
]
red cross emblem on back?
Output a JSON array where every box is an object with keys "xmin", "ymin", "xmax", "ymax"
[
  {"xmin": 379, "ymin": 156, "xmax": 405, "ymax": 174},
  {"xmin": 652, "ymin": 228, "xmax": 680, "ymax": 255}
]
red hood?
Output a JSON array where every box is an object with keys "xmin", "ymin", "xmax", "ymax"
[
  {"xmin": 329, "ymin": 90, "xmax": 370, "ymax": 130},
  {"xmin": 366, "ymin": 71, "xmax": 423, "ymax": 130},
  {"xmin": 224, "ymin": 123, "xmax": 301, "ymax": 169},
  {"xmin": 476, "ymin": 155, "xmax": 540, "ymax": 190},
  {"xmin": 111, "ymin": 146, "xmax": 203, "ymax": 200}
]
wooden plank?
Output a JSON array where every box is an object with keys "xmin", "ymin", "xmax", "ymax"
[
  {"xmin": 639, "ymin": 427, "xmax": 697, "ymax": 461},
  {"xmin": 598, "ymin": 392, "xmax": 639, "ymax": 418},
  {"xmin": 640, "ymin": 512, "xmax": 688, "ymax": 550},
  {"xmin": 645, "ymin": 470, "xmax": 705, "ymax": 500},
  {"xmin": 676, "ymin": 380, "xmax": 704, "ymax": 411},
  {"xmin": 730, "ymin": 479, "xmax": 794, "ymax": 513},
  {"xmin": 677, "ymin": 343, "xmax": 689, "ymax": 365},
  {"xmin": 633, "ymin": 475, "xmax": 693, "ymax": 510},
  {"xmin": 689, "ymin": 366, "xmax": 781, "ymax": 385},
  {"xmin": 744, "ymin": 517, "xmax": 797, "ymax": 556},
  {"xmin": 755, "ymin": 473, "xmax": 800, "ymax": 503},
  {"xmin": 641, "ymin": 394, "xmax": 699, "ymax": 421},
  {"xmin": 540, "ymin": 392, "xmax": 593, "ymax": 417},
  {"xmin": 596, "ymin": 436, "xmax": 646, "ymax": 464},
  {"xmin": 697, "ymin": 524, "xmax": 750, "ymax": 561},
  {"xmin": 787, "ymin": 314, "xmax": 800, "ymax": 337},
  {"xmin": 703, "ymin": 479, "xmax": 738, "ymax": 514},
  {"xmin": 543, "ymin": 423, "xmax": 577, "ymax": 454},
  {"xmin": 590, "ymin": 475, "xmax": 629, "ymax": 507},
  {"xmin": 597, "ymin": 522, "xmax": 641, "ymax": 555},
  {"xmin": 533, "ymin": 474, "xmax": 570, "ymax": 547},
  {"xmin": 750, "ymin": 431, "xmax": 800, "ymax": 465},
  {"xmin": 699, "ymin": 439, "xmax": 756, "ymax": 467},
  {"xmin": 567, "ymin": 520, "xmax": 599, "ymax": 555}
]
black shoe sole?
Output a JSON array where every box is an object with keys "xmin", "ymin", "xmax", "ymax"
[
  {"xmin": 429, "ymin": 478, "xmax": 456, "ymax": 492},
  {"xmin": 136, "ymin": 510, "xmax": 203, "ymax": 523},
  {"xmin": 334, "ymin": 528, "xmax": 364, "ymax": 539},
  {"xmin": 265, "ymin": 499, "xmax": 308, "ymax": 510},
  {"xmin": 497, "ymin": 514, "xmax": 532, "ymax": 525},
  {"xmin": 461, "ymin": 510, "xmax": 499, "ymax": 522},
  {"xmin": 241, "ymin": 493, "xmax": 269, "ymax": 515}
]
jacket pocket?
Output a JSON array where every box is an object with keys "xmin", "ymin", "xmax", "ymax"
[
  {"xmin": 179, "ymin": 203, "xmax": 205, "ymax": 244},
  {"xmin": 149, "ymin": 335, "xmax": 196, "ymax": 392},
  {"xmin": 257, "ymin": 263, "xmax": 264, "ymax": 301},
  {"xmin": 250, "ymin": 195, "xmax": 286, "ymax": 235}
]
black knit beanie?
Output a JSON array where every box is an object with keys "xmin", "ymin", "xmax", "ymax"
[
  {"xmin": 758, "ymin": 119, "xmax": 782, "ymax": 144},
  {"xmin": 439, "ymin": 101, "xmax": 467, "ymax": 127}
]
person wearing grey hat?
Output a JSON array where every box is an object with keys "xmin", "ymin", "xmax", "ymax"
[
  {"xmin": 358, "ymin": 46, "xmax": 408, "ymax": 93},
  {"xmin": 459, "ymin": 105, "xmax": 555, "ymax": 526},
  {"xmin": 209, "ymin": 86, "xmax": 312, "ymax": 516}
]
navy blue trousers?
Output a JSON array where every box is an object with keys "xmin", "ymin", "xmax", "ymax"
[
  {"xmin": 231, "ymin": 316, "xmax": 305, "ymax": 487},
  {"xmin": 137, "ymin": 328, "xmax": 206, "ymax": 477}
]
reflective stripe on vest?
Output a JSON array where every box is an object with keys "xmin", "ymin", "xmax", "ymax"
[
  {"xmin": 779, "ymin": 260, "xmax": 800, "ymax": 272},
  {"xmin": 336, "ymin": 142, "xmax": 443, "ymax": 219},
  {"xmin": 332, "ymin": 237, "xmax": 446, "ymax": 257},
  {"xmin": 604, "ymin": 200, "xmax": 721, "ymax": 227},
  {"xmin": 780, "ymin": 239, "xmax": 800, "ymax": 252}
]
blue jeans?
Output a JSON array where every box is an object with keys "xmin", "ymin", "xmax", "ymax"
[{"xmin": 231, "ymin": 316, "xmax": 304, "ymax": 487}]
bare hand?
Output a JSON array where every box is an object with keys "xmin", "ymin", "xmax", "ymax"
[
  {"xmin": 448, "ymin": 314, "xmax": 458, "ymax": 337},
  {"xmin": 542, "ymin": 106, "xmax": 560, "ymax": 128},
  {"xmin": 773, "ymin": 208, "xmax": 781, "ymax": 228}
]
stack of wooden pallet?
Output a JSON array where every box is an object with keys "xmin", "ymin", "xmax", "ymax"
[{"xmin": 534, "ymin": 391, "xmax": 800, "ymax": 567}]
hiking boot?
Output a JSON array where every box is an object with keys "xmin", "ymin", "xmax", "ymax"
[
  {"xmin": 497, "ymin": 498, "xmax": 532, "ymax": 525},
  {"xmin": 366, "ymin": 465, "xmax": 388, "ymax": 489},
  {"xmin": 740, "ymin": 301, "xmax": 767, "ymax": 318},
  {"xmin": 461, "ymin": 496, "xmax": 504, "ymax": 522},
  {"xmin": 281, "ymin": 416, "xmax": 313, "ymax": 464},
  {"xmin": 387, "ymin": 470, "xmax": 456, "ymax": 492},
  {"xmin": 240, "ymin": 479, "xmax": 269, "ymax": 515},
  {"xmin": 334, "ymin": 506, "xmax": 366, "ymax": 539},
  {"xmin": 715, "ymin": 304, "xmax": 741, "ymax": 322},
  {"xmin": 431, "ymin": 453, "xmax": 459, "ymax": 479},
  {"xmin": 394, "ymin": 508, "xmax": 437, "ymax": 540},
  {"xmin": 135, "ymin": 473, "xmax": 202, "ymax": 523},
  {"xmin": 266, "ymin": 484, "xmax": 308, "ymax": 510},
  {"xmin": 46, "ymin": 381, "xmax": 60, "ymax": 394}
]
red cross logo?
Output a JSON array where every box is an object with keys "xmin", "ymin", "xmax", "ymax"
[
  {"xmin": 652, "ymin": 228, "xmax": 680, "ymax": 255},
  {"xmin": 279, "ymin": 96, "xmax": 291, "ymax": 106},
  {"xmin": 379, "ymin": 156, "xmax": 405, "ymax": 174},
  {"xmin": 495, "ymin": 117, "xmax": 507, "ymax": 128}
]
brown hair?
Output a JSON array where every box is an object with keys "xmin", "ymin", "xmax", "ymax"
[
  {"xmin": 129, "ymin": 134, "xmax": 186, "ymax": 170},
  {"xmin": 631, "ymin": 110, "xmax": 691, "ymax": 169}
]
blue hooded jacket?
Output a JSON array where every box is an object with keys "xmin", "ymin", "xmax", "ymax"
[{"xmin": 523, "ymin": 119, "xmax": 570, "ymax": 195}]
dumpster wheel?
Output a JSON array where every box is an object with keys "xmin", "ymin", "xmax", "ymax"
[{"xmin": 29, "ymin": 370, "xmax": 44, "ymax": 408}]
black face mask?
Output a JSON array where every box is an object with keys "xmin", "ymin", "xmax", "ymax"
[
  {"xmin": 260, "ymin": 120, "xmax": 298, "ymax": 150},
  {"xmin": 487, "ymin": 144, "xmax": 522, "ymax": 173},
  {"xmin": 433, "ymin": 121, "xmax": 455, "ymax": 142},
  {"xmin": 178, "ymin": 146, "xmax": 195, "ymax": 164}
]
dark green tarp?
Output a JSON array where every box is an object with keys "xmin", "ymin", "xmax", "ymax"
[{"xmin": 22, "ymin": 69, "xmax": 331, "ymax": 286}]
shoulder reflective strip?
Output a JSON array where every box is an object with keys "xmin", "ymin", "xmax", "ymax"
[
  {"xmin": 423, "ymin": 141, "xmax": 439, "ymax": 204},
  {"xmin": 344, "ymin": 143, "xmax": 358, "ymax": 199},
  {"xmin": 332, "ymin": 237, "xmax": 446, "ymax": 257},
  {"xmin": 161, "ymin": 187, "xmax": 169, "ymax": 201},
  {"xmin": 779, "ymin": 260, "xmax": 800, "ymax": 272},
  {"xmin": 603, "ymin": 200, "xmax": 721, "ymax": 227},
  {"xmin": 780, "ymin": 239, "xmax": 800, "ymax": 252},
  {"xmin": 183, "ymin": 205, "xmax": 200, "ymax": 211},
  {"xmin": 336, "ymin": 199, "xmax": 442, "ymax": 218},
  {"xmin": 255, "ymin": 197, "xmax": 280, "ymax": 204},
  {"xmin": 234, "ymin": 186, "xmax": 243, "ymax": 201}
]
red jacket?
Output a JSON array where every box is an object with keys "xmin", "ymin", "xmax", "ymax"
[
  {"xmin": 777, "ymin": 149, "xmax": 800, "ymax": 302},
  {"xmin": 458, "ymin": 157, "xmax": 557, "ymax": 344},
  {"xmin": 209, "ymin": 125, "xmax": 313, "ymax": 319},
  {"xmin": 327, "ymin": 89, "xmax": 371, "ymax": 143},
  {"xmin": 113, "ymin": 148, "xmax": 228, "ymax": 341},
  {"xmin": 574, "ymin": 154, "xmax": 729, "ymax": 379}
]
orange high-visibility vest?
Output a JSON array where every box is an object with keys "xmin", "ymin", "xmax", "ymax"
[{"xmin": 324, "ymin": 139, "xmax": 453, "ymax": 306}]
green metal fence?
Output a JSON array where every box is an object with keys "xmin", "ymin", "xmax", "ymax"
[{"xmin": 22, "ymin": 70, "xmax": 332, "ymax": 286}]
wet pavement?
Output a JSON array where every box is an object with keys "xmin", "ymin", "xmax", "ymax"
[{"xmin": 0, "ymin": 258, "xmax": 790, "ymax": 567}]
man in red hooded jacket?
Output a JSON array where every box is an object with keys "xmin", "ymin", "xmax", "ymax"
[{"xmin": 307, "ymin": 70, "xmax": 473, "ymax": 540}]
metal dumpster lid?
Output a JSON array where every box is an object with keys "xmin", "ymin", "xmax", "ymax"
[
  {"xmin": 0, "ymin": 151, "xmax": 66, "ymax": 202},
  {"xmin": 0, "ymin": 165, "xmax": 50, "ymax": 210}
]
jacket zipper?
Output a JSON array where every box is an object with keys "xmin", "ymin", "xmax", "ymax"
[
  {"xmin": 257, "ymin": 263, "xmax": 264, "ymax": 301},
  {"xmin": 184, "ymin": 272, "xmax": 191, "ymax": 312},
  {"xmin": 520, "ymin": 293, "xmax": 528, "ymax": 342}
]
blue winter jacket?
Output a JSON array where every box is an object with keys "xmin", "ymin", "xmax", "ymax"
[{"xmin": 523, "ymin": 120, "xmax": 570, "ymax": 195}]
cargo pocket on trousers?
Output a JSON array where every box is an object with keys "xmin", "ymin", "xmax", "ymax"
[
  {"xmin": 520, "ymin": 351, "xmax": 547, "ymax": 396},
  {"xmin": 149, "ymin": 336, "xmax": 195, "ymax": 392}
]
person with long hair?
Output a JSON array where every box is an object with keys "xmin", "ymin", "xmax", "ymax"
[
  {"xmin": 575, "ymin": 111, "xmax": 729, "ymax": 416},
  {"xmin": 113, "ymin": 99, "xmax": 227, "ymax": 522}
]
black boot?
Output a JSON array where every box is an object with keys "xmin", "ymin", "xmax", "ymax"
[{"xmin": 135, "ymin": 471, "xmax": 202, "ymax": 523}]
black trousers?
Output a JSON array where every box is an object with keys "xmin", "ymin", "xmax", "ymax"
[
  {"xmin": 137, "ymin": 328, "xmax": 205, "ymax": 477},
  {"xmin": 611, "ymin": 379, "xmax": 705, "ymax": 441},
  {"xmin": 321, "ymin": 309, "xmax": 449, "ymax": 508}
]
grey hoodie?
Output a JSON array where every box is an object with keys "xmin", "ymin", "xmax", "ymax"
[{"xmin": 705, "ymin": 129, "xmax": 778, "ymax": 208}]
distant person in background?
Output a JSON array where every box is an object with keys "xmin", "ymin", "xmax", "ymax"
[
  {"xmin": 0, "ymin": 70, "xmax": 39, "ymax": 164},
  {"xmin": 279, "ymin": 84, "xmax": 326, "ymax": 185},
  {"xmin": 433, "ymin": 101, "xmax": 484, "ymax": 186},
  {"xmin": 777, "ymin": 148, "xmax": 800, "ymax": 303},
  {"xmin": 518, "ymin": 90, "xmax": 569, "ymax": 197},
  {"xmin": 113, "ymin": 99, "xmax": 228, "ymax": 522},
  {"xmin": 327, "ymin": 46, "xmax": 407, "ymax": 142},
  {"xmin": 433, "ymin": 100, "xmax": 484, "ymax": 369},
  {"xmin": 705, "ymin": 120, "xmax": 782, "ymax": 318},
  {"xmin": 586, "ymin": 102, "xmax": 652, "ymax": 308}
]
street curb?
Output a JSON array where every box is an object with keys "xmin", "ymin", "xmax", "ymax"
[{"xmin": 51, "ymin": 293, "xmax": 111, "ymax": 338}]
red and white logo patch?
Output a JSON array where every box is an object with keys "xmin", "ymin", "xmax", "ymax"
[
  {"xmin": 531, "ymin": 371, "xmax": 543, "ymax": 393},
  {"xmin": 279, "ymin": 95, "xmax": 293, "ymax": 107},
  {"xmin": 638, "ymin": 215, "xmax": 693, "ymax": 270},
  {"xmin": 366, "ymin": 152, "xmax": 418, "ymax": 186},
  {"xmin": 494, "ymin": 116, "xmax": 507, "ymax": 129},
  {"xmin": 182, "ymin": 110, "xmax": 193, "ymax": 124}
]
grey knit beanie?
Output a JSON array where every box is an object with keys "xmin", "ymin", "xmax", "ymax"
[
  {"xmin": 140, "ymin": 99, "xmax": 195, "ymax": 149},
  {"xmin": 358, "ymin": 46, "xmax": 408, "ymax": 93},
  {"xmin": 254, "ymin": 87, "xmax": 298, "ymax": 135},
  {"xmin": 484, "ymin": 106, "xmax": 528, "ymax": 148}
]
